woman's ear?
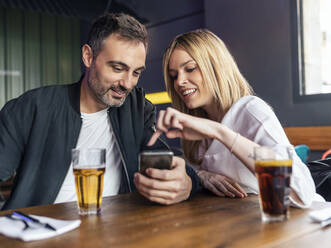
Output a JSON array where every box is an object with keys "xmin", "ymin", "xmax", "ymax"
[{"xmin": 82, "ymin": 44, "xmax": 93, "ymax": 68}]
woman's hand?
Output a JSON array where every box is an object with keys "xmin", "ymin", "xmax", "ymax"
[
  {"xmin": 148, "ymin": 107, "xmax": 218, "ymax": 146},
  {"xmin": 197, "ymin": 170, "xmax": 247, "ymax": 198}
]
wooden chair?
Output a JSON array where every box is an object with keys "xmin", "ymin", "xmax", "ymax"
[
  {"xmin": 284, "ymin": 126, "xmax": 331, "ymax": 151},
  {"xmin": 0, "ymin": 176, "xmax": 15, "ymax": 203}
]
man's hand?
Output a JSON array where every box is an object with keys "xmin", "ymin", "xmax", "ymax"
[
  {"xmin": 134, "ymin": 156, "xmax": 192, "ymax": 205},
  {"xmin": 197, "ymin": 170, "xmax": 247, "ymax": 198}
]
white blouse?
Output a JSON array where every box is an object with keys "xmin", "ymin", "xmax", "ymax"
[{"xmin": 197, "ymin": 96, "xmax": 320, "ymax": 208}]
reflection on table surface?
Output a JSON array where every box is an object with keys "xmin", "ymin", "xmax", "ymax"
[{"xmin": 0, "ymin": 192, "xmax": 330, "ymax": 248}]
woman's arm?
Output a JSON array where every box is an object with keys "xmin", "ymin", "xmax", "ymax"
[
  {"xmin": 213, "ymin": 124, "xmax": 259, "ymax": 174},
  {"xmin": 148, "ymin": 107, "xmax": 259, "ymax": 173}
]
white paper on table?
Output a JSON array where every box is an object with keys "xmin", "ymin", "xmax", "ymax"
[{"xmin": 0, "ymin": 215, "xmax": 81, "ymax": 242}]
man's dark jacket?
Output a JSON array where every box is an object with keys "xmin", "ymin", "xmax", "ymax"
[
  {"xmin": 307, "ymin": 158, "xmax": 331, "ymax": 201},
  {"xmin": 0, "ymin": 81, "xmax": 200, "ymax": 210}
]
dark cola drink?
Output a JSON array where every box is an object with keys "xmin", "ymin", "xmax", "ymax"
[{"xmin": 255, "ymin": 160, "xmax": 292, "ymax": 222}]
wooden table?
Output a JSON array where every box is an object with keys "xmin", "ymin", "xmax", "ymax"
[{"xmin": 0, "ymin": 192, "xmax": 330, "ymax": 248}]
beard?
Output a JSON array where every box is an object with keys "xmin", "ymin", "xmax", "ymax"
[{"xmin": 87, "ymin": 66, "xmax": 130, "ymax": 108}]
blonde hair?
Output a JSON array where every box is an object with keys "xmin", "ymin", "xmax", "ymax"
[{"xmin": 163, "ymin": 29, "xmax": 253, "ymax": 165}]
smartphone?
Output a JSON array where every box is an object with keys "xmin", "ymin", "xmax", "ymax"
[{"xmin": 139, "ymin": 150, "xmax": 174, "ymax": 176}]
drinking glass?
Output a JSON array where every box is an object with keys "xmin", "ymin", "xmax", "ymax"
[
  {"xmin": 71, "ymin": 148, "xmax": 106, "ymax": 215},
  {"xmin": 254, "ymin": 145, "xmax": 292, "ymax": 222}
]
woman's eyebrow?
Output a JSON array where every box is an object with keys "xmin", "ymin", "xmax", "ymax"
[
  {"xmin": 169, "ymin": 60, "xmax": 195, "ymax": 72},
  {"xmin": 180, "ymin": 60, "xmax": 194, "ymax": 67}
]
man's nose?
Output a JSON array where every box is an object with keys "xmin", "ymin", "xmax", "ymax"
[{"xmin": 120, "ymin": 72, "xmax": 134, "ymax": 89}]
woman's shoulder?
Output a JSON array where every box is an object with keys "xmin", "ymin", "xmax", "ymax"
[
  {"xmin": 244, "ymin": 96, "xmax": 275, "ymax": 118},
  {"xmin": 232, "ymin": 95, "xmax": 271, "ymax": 111},
  {"xmin": 223, "ymin": 96, "xmax": 274, "ymax": 124}
]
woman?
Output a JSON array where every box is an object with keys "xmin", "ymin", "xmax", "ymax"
[{"xmin": 148, "ymin": 29, "xmax": 319, "ymax": 207}]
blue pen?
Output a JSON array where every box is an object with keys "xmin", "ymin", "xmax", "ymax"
[{"xmin": 12, "ymin": 211, "xmax": 57, "ymax": 231}]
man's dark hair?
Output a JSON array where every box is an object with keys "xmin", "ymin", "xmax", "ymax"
[{"xmin": 87, "ymin": 13, "xmax": 148, "ymax": 59}]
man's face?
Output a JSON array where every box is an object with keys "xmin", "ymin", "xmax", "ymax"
[{"xmin": 87, "ymin": 34, "xmax": 146, "ymax": 107}]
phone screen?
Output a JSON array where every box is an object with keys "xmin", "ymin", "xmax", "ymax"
[{"xmin": 139, "ymin": 150, "xmax": 173, "ymax": 176}]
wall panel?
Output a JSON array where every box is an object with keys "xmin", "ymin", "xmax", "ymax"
[
  {"xmin": 71, "ymin": 19, "xmax": 81, "ymax": 82},
  {"xmin": 0, "ymin": 8, "xmax": 81, "ymax": 109},
  {"xmin": 58, "ymin": 16, "xmax": 73, "ymax": 84},
  {"xmin": 24, "ymin": 11, "xmax": 41, "ymax": 90},
  {"xmin": 0, "ymin": 7, "xmax": 5, "ymax": 107},
  {"xmin": 41, "ymin": 13, "xmax": 58, "ymax": 85},
  {"xmin": 5, "ymin": 8, "xmax": 23, "ymax": 100}
]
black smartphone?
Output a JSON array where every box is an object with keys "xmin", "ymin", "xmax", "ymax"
[{"xmin": 139, "ymin": 150, "xmax": 174, "ymax": 176}]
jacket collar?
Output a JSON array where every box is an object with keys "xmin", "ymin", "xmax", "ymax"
[{"xmin": 68, "ymin": 80, "xmax": 82, "ymax": 115}]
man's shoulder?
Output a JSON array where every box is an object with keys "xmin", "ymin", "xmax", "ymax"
[
  {"xmin": 23, "ymin": 84, "xmax": 69, "ymax": 98},
  {"xmin": 2, "ymin": 84, "xmax": 72, "ymax": 112}
]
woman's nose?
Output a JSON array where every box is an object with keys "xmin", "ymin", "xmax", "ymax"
[{"xmin": 176, "ymin": 73, "xmax": 188, "ymax": 86}]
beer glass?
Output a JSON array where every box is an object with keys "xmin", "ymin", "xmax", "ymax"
[
  {"xmin": 71, "ymin": 148, "xmax": 106, "ymax": 215},
  {"xmin": 254, "ymin": 145, "xmax": 292, "ymax": 222}
]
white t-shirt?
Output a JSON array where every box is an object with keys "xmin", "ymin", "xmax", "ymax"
[
  {"xmin": 197, "ymin": 96, "xmax": 321, "ymax": 208},
  {"xmin": 54, "ymin": 108, "xmax": 122, "ymax": 204}
]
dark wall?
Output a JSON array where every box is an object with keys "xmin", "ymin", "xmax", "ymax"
[{"xmin": 204, "ymin": 0, "xmax": 331, "ymax": 127}]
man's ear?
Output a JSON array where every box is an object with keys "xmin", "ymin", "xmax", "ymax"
[{"xmin": 82, "ymin": 44, "xmax": 93, "ymax": 68}]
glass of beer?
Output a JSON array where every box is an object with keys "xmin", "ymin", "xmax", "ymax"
[
  {"xmin": 254, "ymin": 145, "xmax": 292, "ymax": 222},
  {"xmin": 71, "ymin": 148, "xmax": 106, "ymax": 215}
]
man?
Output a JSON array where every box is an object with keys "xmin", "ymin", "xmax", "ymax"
[{"xmin": 0, "ymin": 13, "xmax": 200, "ymax": 210}]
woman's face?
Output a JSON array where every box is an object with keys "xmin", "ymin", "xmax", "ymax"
[{"xmin": 168, "ymin": 48, "xmax": 214, "ymax": 110}]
